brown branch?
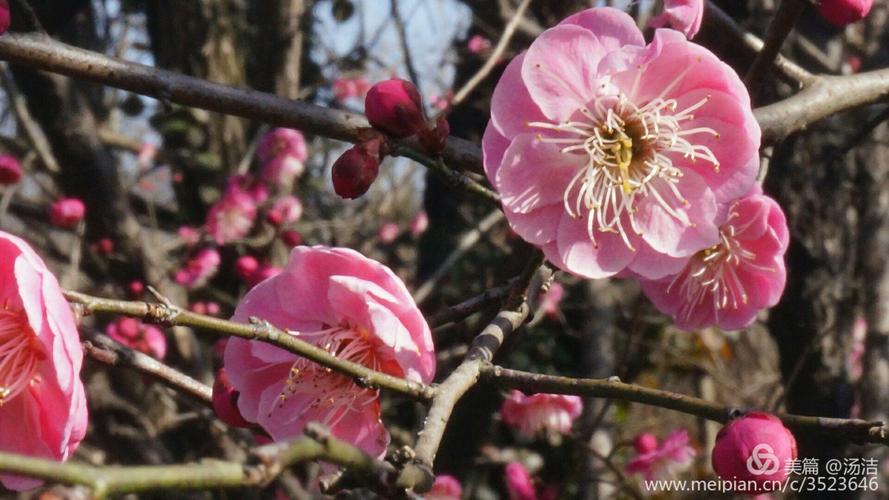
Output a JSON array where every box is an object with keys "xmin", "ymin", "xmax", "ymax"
[
  {"xmin": 744, "ymin": 0, "xmax": 808, "ymax": 93},
  {"xmin": 427, "ymin": 279, "xmax": 515, "ymax": 327},
  {"xmin": 82, "ymin": 331, "xmax": 212, "ymax": 406},
  {"xmin": 397, "ymin": 253, "xmax": 550, "ymax": 491},
  {"xmin": 481, "ymin": 365, "xmax": 889, "ymax": 447},
  {"xmin": 65, "ymin": 290, "xmax": 435, "ymax": 401}
]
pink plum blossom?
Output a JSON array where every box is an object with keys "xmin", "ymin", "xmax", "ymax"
[
  {"xmin": 365, "ymin": 79, "xmax": 426, "ymax": 138},
  {"xmin": 848, "ymin": 317, "xmax": 866, "ymax": 382},
  {"xmin": 0, "ymin": 1, "xmax": 9, "ymax": 35},
  {"xmin": 212, "ymin": 368, "xmax": 250, "ymax": 428},
  {"xmin": 205, "ymin": 184, "xmax": 258, "ymax": 245},
  {"xmin": 711, "ymin": 412, "xmax": 796, "ymax": 493},
  {"xmin": 539, "ymin": 282, "xmax": 564, "ymax": 318},
  {"xmin": 501, "ymin": 390, "xmax": 582, "ymax": 438},
  {"xmin": 106, "ymin": 317, "xmax": 167, "ymax": 360},
  {"xmin": 378, "ymin": 223, "xmax": 400, "ymax": 244},
  {"xmin": 427, "ymin": 475, "xmax": 462, "ymax": 500},
  {"xmin": 818, "ymin": 0, "xmax": 873, "ymax": 27},
  {"xmin": 505, "ymin": 462, "xmax": 537, "ymax": 500},
  {"xmin": 174, "ymin": 247, "xmax": 221, "ymax": 289},
  {"xmin": 467, "ymin": 34, "xmax": 492, "ymax": 54},
  {"xmin": 410, "ymin": 211, "xmax": 429, "ymax": 236},
  {"xmin": 190, "ymin": 301, "xmax": 221, "ymax": 316},
  {"xmin": 257, "ymin": 128, "xmax": 308, "ymax": 188},
  {"xmin": 177, "ymin": 225, "xmax": 200, "ymax": 247},
  {"xmin": 333, "ymin": 76, "xmax": 370, "ymax": 102},
  {"xmin": 49, "ymin": 198, "xmax": 86, "ymax": 229},
  {"xmin": 483, "ymin": 7, "xmax": 759, "ymax": 281},
  {"xmin": 265, "ymin": 196, "xmax": 303, "ymax": 227},
  {"xmin": 0, "ymin": 231, "xmax": 87, "ymax": 491},
  {"xmin": 235, "ymin": 255, "xmax": 260, "ymax": 281},
  {"xmin": 625, "ymin": 429, "xmax": 696, "ymax": 481},
  {"xmin": 127, "ymin": 280, "xmax": 144, "ymax": 297},
  {"xmin": 638, "ymin": 189, "xmax": 789, "ymax": 331},
  {"xmin": 649, "ymin": 0, "xmax": 705, "ymax": 39},
  {"xmin": 0, "ymin": 155, "xmax": 22, "ymax": 185},
  {"xmin": 222, "ymin": 246, "xmax": 435, "ymax": 457}
]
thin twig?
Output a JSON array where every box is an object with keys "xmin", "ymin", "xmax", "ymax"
[
  {"xmin": 449, "ymin": 0, "xmax": 532, "ymax": 108},
  {"xmin": 390, "ymin": 0, "xmax": 420, "ymax": 87},
  {"xmin": 481, "ymin": 365, "xmax": 889, "ymax": 447},
  {"xmin": 65, "ymin": 290, "xmax": 435, "ymax": 401},
  {"xmin": 428, "ymin": 278, "xmax": 515, "ymax": 327},
  {"xmin": 744, "ymin": 0, "xmax": 808, "ymax": 94}
]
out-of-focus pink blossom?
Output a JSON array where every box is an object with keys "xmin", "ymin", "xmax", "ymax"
[
  {"xmin": 634, "ymin": 432, "xmax": 659, "ymax": 454},
  {"xmin": 649, "ymin": 0, "xmax": 705, "ymax": 39},
  {"xmin": 410, "ymin": 211, "xmax": 429, "ymax": 236},
  {"xmin": 818, "ymin": 0, "xmax": 873, "ymax": 27},
  {"xmin": 843, "ymin": 55, "xmax": 862, "ymax": 74},
  {"xmin": 226, "ymin": 174, "xmax": 269, "ymax": 204},
  {"xmin": 539, "ymin": 282, "xmax": 564, "ymax": 318},
  {"xmin": 257, "ymin": 128, "xmax": 308, "ymax": 188},
  {"xmin": 848, "ymin": 317, "xmax": 867, "ymax": 382},
  {"xmin": 246, "ymin": 264, "xmax": 281, "ymax": 288},
  {"xmin": 505, "ymin": 462, "xmax": 537, "ymax": 500},
  {"xmin": 0, "ymin": 1, "xmax": 10, "ymax": 35},
  {"xmin": 95, "ymin": 238, "xmax": 114, "ymax": 255},
  {"xmin": 483, "ymin": 8, "xmax": 759, "ymax": 281},
  {"xmin": 235, "ymin": 255, "xmax": 260, "ymax": 281},
  {"xmin": 281, "ymin": 230, "xmax": 302, "ymax": 247},
  {"xmin": 0, "ymin": 231, "xmax": 87, "ymax": 491},
  {"xmin": 265, "ymin": 196, "xmax": 303, "ymax": 226},
  {"xmin": 137, "ymin": 143, "xmax": 158, "ymax": 169},
  {"xmin": 333, "ymin": 76, "xmax": 370, "ymax": 102},
  {"xmin": 191, "ymin": 301, "xmax": 221, "ymax": 316},
  {"xmin": 626, "ymin": 429, "xmax": 696, "ymax": 481},
  {"xmin": 222, "ymin": 246, "xmax": 435, "ymax": 457},
  {"xmin": 430, "ymin": 92, "xmax": 453, "ymax": 111},
  {"xmin": 501, "ymin": 390, "xmax": 582, "ymax": 438},
  {"xmin": 378, "ymin": 223, "xmax": 400, "ymax": 244},
  {"xmin": 106, "ymin": 317, "xmax": 167, "ymax": 360},
  {"xmin": 178, "ymin": 226, "xmax": 201, "ymax": 247},
  {"xmin": 639, "ymin": 189, "xmax": 789, "ymax": 331},
  {"xmin": 365, "ymin": 79, "xmax": 426, "ymax": 138},
  {"xmin": 212, "ymin": 368, "xmax": 251, "ymax": 428},
  {"xmin": 205, "ymin": 185, "xmax": 258, "ymax": 245},
  {"xmin": 467, "ymin": 34, "xmax": 492, "ymax": 54},
  {"xmin": 128, "ymin": 280, "xmax": 145, "ymax": 297},
  {"xmin": 427, "ymin": 475, "xmax": 462, "ymax": 500},
  {"xmin": 49, "ymin": 198, "xmax": 86, "ymax": 229},
  {"xmin": 175, "ymin": 247, "xmax": 221, "ymax": 289},
  {"xmin": 0, "ymin": 155, "xmax": 22, "ymax": 185},
  {"xmin": 712, "ymin": 413, "xmax": 796, "ymax": 493}
]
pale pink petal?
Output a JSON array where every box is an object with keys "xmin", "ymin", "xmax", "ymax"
[{"xmin": 559, "ymin": 6, "xmax": 645, "ymax": 50}]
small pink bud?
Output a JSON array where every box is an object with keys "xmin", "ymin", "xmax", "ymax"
[
  {"xmin": 96, "ymin": 238, "xmax": 114, "ymax": 255},
  {"xmin": 0, "ymin": 155, "xmax": 22, "ymax": 184},
  {"xmin": 818, "ymin": 0, "xmax": 873, "ymax": 26},
  {"xmin": 711, "ymin": 412, "xmax": 797, "ymax": 493},
  {"xmin": 378, "ymin": 223, "xmax": 400, "ymax": 244},
  {"xmin": 106, "ymin": 317, "xmax": 167, "ymax": 360},
  {"xmin": 235, "ymin": 255, "xmax": 259, "ymax": 281},
  {"xmin": 418, "ymin": 116, "xmax": 450, "ymax": 155},
  {"xmin": 410, "ymin": 211, "xmax": 429, "ymax": 236},
  {"xmin": 128, "ymin": 280, "xmax": 145, "ymax": 297},
  {"xmin": 281, "ymin": 229, "xmax": 302, "ymax": 247},
  {"xmin": 265, "ymin": 196, "xmax": 303, "ymax": 227},
  {"xmin": 634, "ymin": 433, "xmax": 659, "ymax": 454},
  {"xmin": 332, "ymin": 140, "xmax": 382, "ymax": 199},
  {"xmin": 49, "ymin": 198, "xmax": 86, "ymax": 229},
  {"xmin": 467, "ymin": 34, "xmax": 492, "ymax": 54},
  {"xmin": 365, "ymin": 78, "xmax": 425, "ymax": 138},
  {"xmin": 0, "ymin": 1, "xmax": 9, "ymax": 35},
  {"xmin": 427, "ymin": 475, "xmax": 462, "ymax": 500},
  {"xmin": 505, "ymin": 462, "xmax": 537, "ymax": 500},
  {"xmin": 212, "ymin": 368, "xmax": 251, "ymax": 428}
]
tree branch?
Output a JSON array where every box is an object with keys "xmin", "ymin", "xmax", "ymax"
[
  {"xmin": 65, "ymin": 290, "xmax": 435, "ymax": 401},
  {"xmin": 481, "ymin": 365, "xmax": 889, "ymax": 447},
  {"xmin": 744, "ymin": 0, "xmax": 808, "ymax": 93}
]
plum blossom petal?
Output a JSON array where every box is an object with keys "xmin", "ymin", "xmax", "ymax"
[
  {"xmin": 626, "ymin": 429, "xmax": 696, "ymax": 481},
  {"xmin": 649, "ymin": 0, "xmax": 705, "ymax": 39},
  {"xmin": 501, "ymin": 390, "xmax": 582, "ymax": 438}
]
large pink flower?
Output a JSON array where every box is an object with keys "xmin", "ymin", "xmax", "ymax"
[
  {"xmin": 483, "ymin": 7, "xmax": 759, "ymax": 280},
  {"xmin": 649, "ymin": 0, "xmax": 705, "ymax": 39},
  {"xmin": 639, "ymin": 189, "xmax": 789, "ymax": 331},
  {"xmin": 0, "ymin": 232, "xmax": 87, "ymax": 491},
  {"xmin": 501, "ymin": 390, "xmax": 582, "ymax": 438},
  {"xmin": 223, "ymin": 246, "xmax": 435, "ymax": 457},
  {"xmin": 205, "ymin": 184, "xmax": 258, "ymax": 245},
  {"xmin": 625, "ymin": 429, "xmax": 696, "ymax": 481}
]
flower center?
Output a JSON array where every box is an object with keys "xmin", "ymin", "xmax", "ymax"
[
  {"xmin": 666, "ymin": 210, "xmax": 774, "ymax": 322},
  {"xmin": 0, "ymin": 308, "xmax": 44, "ymax": 406},
  {"xmin": 529, "ymin": 78, "xmax": 720, "ymax": 250},
  {"xmin": 269, "ymin": 324, "xmax": 382, "ymax": 427}
]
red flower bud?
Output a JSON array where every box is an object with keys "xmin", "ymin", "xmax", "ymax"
[
  {"xmin": 0, "ymin": 155, "xmax": 22, "ymax": 185},
  {"xmin": 818, "ymin": 0, "xmax": 873, "ymax": 27},
  {"xmin": 281, "ymin": 229, "xmax": 302, "ymax": 247},
  {"xmin": 235, "ymin": 255, "xmax": 259, "ymax": 281},
  {"xmin": 0, "ymin": 1, "xmax": 9, "ymax": 35},
  {"xmin": 128, "ymin": 280, "xmax": 145, "ymax": 297},
  {"xmin": 49, "ymin": 198, "xmax": 86, "ymax": 229},
  {"xmin": 418, "ymin": 116, "xmax": 450, "ymax": 155},
  {"xmin": 633, "ymin": 433, "xmax": 659, "ymax": 454},
  {"xmin": 365, "ymin": 79, "xmax": 425, "ymax": 138},
  {"xmin": 711, "ymin": 412, "xmax": 797, "ymax": 493},
  {"xmin": 331, "ymin": 140, "xmax": 382, "ymax": 199},
  {"xmin": 212, "ymin": 368, "xmax": 251, "ymax": 428}
]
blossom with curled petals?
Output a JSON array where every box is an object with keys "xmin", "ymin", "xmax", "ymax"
[
  {"xmin": 501, "ymin": 390, "xmax": 582, "ymax": 438},
  {"xmin": 649, "ymin": 0, "xmax": 705, "ymax": 39},
  {"xmin": 222, "ymin": 246, "xmax": 435, "ymax": 457},
  {"xmin": 483, "ymin": 7, "xmax": 759, "ymax": 280}
]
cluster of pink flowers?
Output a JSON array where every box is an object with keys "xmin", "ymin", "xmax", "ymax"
[
  {"xmin": 625, "ymin": 429, "xmax": 696, "ymax": 481},
  {"xmin": 501, "ymin": 390, "xmax": 582, "ymax": 438},
  {"xmin": 484, "ymin": 6, "xmax": 789, "ymax": 331},
  {"xmin": 215, "ymin": 246, "xmax": 435, "ymax": 457},
  {"xmin": 105, "ymin": 317, "xmax": 167, "ymax": 360},
  {"xmin": 0, "ymin": 232, "xmax": 87, "ymax": 491}
]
